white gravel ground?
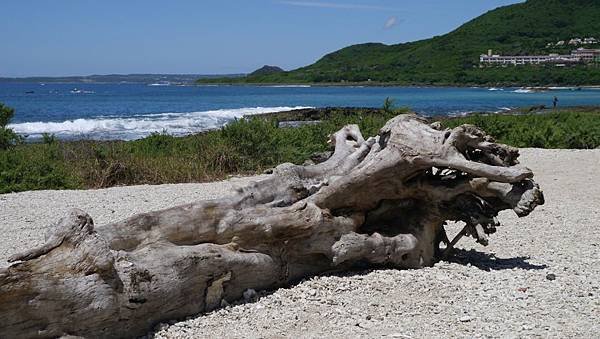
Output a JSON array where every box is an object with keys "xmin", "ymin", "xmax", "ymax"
[{"xmin": 1, "ymin": 149, "xmax": 599, "ymax": 338}]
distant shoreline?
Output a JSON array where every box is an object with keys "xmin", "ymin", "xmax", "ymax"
[
  {"xmin": 195, "ymin": 81, "xmax": 600, "ymax": 89},
  {"xmin": 0, "ymin": 73, "xmax": 244, "ymax": 84},
  {"xmin": 3, "ymin": 78, "xmax": 600, "ymax": 89}
]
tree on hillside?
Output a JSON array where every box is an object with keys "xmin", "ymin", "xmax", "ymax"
[{"xmin": 0, "ymin": 102, "xmax": 22, "ymax": 149}]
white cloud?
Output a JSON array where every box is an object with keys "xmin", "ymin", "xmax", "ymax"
[
  {"xmin": 384, "ymin": 16, "xmax": 398, "ymax": 29},
  {"xmin": 278, "ymin": 1, "xmax": 399, "ymax": 11}
]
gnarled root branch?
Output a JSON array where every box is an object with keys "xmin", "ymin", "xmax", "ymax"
[{"xmin": 0, "ymin": 114, "xmax": 544, "ymax": 338}]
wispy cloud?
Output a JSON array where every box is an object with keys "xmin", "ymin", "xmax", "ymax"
[
  {"xmin": 278, "ymin": 1, "xmax": 399, "ymax": 11},
  {"xmin": 384, "ymin": 16, "xmax": 398, "ymax": 29}
]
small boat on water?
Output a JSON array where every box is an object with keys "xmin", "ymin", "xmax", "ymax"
[{"xmin": 70, "ymin": 88, "xmax": 95, "ymax": 94}]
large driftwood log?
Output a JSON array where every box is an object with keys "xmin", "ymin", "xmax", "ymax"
[{"xmin": 0, "ymin": 114, "xmax": 544, "ymax": 338}]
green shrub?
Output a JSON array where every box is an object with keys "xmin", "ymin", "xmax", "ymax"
[
  {"xmin": 42, "ymin": 133, "xmax": 58, "ymax": 145},
  {"xmin": 0, "ymin": 103, "xmax": 22, "ymax": 149},
  {"xmin": 382, "ymin": 97, "xmax": 395, "ymax": 114},
  {"xmin": 0, "ymin": 144, "xmax": 79, "ymax": 193},
  {"xmin": 441, "ymin": 111, "xmax": 600, "ymax": 149},
  {"xmin": 220, "ymin": 118, "xmax": 283, "ymax": 169}
]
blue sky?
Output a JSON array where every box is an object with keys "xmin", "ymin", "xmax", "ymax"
[{"xmin": 1, "ymin": 0, "xmax": 523, "ymax": 77}]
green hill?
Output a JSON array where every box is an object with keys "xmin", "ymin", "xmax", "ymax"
[
  {"xmin": 248, "ymin": 65, "xmax": 285, "ymax": 77},
  {"xmin": 202, "ymin": 0, "xmax": 600, "ymax": 86}
]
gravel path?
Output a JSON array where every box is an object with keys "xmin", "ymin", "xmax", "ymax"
[{"xmin": 1, "ymin": 149, "xmax": 598, "ymax": 338}]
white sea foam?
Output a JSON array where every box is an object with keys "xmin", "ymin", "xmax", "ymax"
[
  {"xmin": 447, "ymin": 110, "xmax": 476, "ymax": 117},
  {"xmin": 9, "ymin": 106, "xmax": 312, "ymax": 141},
  {"xmin": 547, "ymin": 86, "xmax": 580, "ymax": 90},
  {"xmin": 494, "ymin": 107, "xmax": 514, "ymax": 113},
  {"xmin": 513, "ymin": 88, "xmax": 533, "ymax": 93}
]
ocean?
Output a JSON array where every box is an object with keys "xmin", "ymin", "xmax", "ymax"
[{"xmin": 1, "ymin": 83, "xmax": 599, "ymax": 140}]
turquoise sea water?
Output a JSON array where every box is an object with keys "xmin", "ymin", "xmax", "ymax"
[{"xmin": 0, "ymin": 83, "xmax": 599, "ymax": 140}]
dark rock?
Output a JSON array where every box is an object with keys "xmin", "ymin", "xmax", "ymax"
[{"xmin": 546, "ymin": 273, "xmax": 556, "ymax": 281}]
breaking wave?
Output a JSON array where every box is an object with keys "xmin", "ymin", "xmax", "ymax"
[
  {"xmin": 9, "ymin": 106, "xmax": 311, "ymax": 141},
  {"xmin": 513, "ymin": 88, "xmax": 533, "ymax": 93}
]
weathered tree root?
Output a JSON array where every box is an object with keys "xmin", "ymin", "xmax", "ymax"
[{"xmin": 0, "ymin": 114, "xmax": 544, "ymax": 338}]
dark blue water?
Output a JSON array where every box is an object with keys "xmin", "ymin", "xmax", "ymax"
[{"xmin": 1, "ymin": 83, "xmax": 598, "ymax": 140}]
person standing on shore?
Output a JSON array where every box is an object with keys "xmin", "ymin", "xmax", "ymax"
[{"xmin": 553, "ymin": 96, "xmax": 559, "ymax": 109}]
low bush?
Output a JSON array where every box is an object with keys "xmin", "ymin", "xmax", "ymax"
[
  {"xmin": 441, "ymin": 111, "xmax": 600, "ymax": 149},
  {"xmin": 0, "ymin": 103, "xmax": 22, "ymax": 150},
  {"xmin": 0, "ymin": 143, "xmax": 79, "ymax": 193}
]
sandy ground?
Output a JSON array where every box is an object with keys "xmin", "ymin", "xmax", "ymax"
[{"xmin": 1, "ymin": 149, "xmax": 598, "ymax": 338}]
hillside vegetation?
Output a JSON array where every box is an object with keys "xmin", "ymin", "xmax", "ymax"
[
  {"xmin": 202, "ymin": 0, "xmax": 600, "ymax": 86},
  {"xmin": 249, "ymin": 65, "xmax": 285, "ymax": 77}
]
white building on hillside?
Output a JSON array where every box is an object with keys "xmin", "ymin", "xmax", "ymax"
[
  {"xmin": 569, "ymin": 38, "xmax": 582, "ymax": 45},
  {"xmin": 480, "ymin": 49, "xmax": 600, "ymax": 66},
  {"xmin": 480, "ymin": 52, "xmax": 579, "ymax": 65},
  {"xmin": 571, "ymin": 48, "xmax": 600, "ymax": 62}
]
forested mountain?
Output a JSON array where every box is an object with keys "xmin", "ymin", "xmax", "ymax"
[{"xmin": 202, "ymin": 0, "xmax": 600, "ymax": 86}]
